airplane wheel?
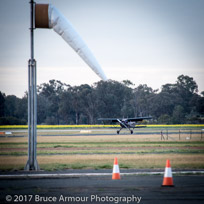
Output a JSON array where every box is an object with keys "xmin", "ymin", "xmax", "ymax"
[
  {"xmin": 131, "ymin": 130, "xmax": 133, "ymax": 134},
  {"xmin": 117, "ymin": 130, "xmax": 120, "ymax": 134}
]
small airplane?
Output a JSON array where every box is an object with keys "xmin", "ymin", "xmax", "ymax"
[{"xmin": 98, "ymin": 116, "xmax": 152, "ymax": 134}]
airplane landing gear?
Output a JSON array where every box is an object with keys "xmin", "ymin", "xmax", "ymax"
[
  {"xmin": 117, "ymin": 129, "xmax": 133, "ymax": 134},
  {"xmin": 117, "ymin": 127, "xmax": 123, "ymax": 134}
]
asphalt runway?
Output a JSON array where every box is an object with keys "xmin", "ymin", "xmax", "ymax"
[
  {"xmin": 1, "ymin": 128, "xmax": 202, "ymax": 137},
  {"xmin": 0, "ymin": 172, "xmax": 203, "ymax": 204}
]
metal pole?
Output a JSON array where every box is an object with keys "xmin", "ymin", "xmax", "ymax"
[
  {"xmin": 161, "ymin": 130, "xmax": 165, "ymax": 141},
  {"xmin": 25, "ymin": 0, "xmax": 39, "ymax": 170},
  {"xmin": 179, "ymin": 130, "xmax": 180, "ymax": 140}
]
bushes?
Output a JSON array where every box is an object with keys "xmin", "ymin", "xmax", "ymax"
[{"xmin": 0, "ymin": 117, "xmax": 26, "ymax": 125}]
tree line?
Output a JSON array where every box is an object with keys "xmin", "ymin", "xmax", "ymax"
[{"xmin": 0, "ymin": 75, "xmax": 204, "ymax": 125}]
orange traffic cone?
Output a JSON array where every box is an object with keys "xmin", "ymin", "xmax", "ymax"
[
  {"xmin": 112, "ymin": 157, "xmax": 121, "ymax": 180},
  {"xmin": 162, "ymin": 159, "xmax": 174, "ymax": 187}
]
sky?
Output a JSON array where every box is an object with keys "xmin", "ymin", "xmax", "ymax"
[{"xmin": 0, "ymin": 0, "xmax": 204, "ymax": 97}]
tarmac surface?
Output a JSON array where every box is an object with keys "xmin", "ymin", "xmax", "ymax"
[{"xmin": 0, "ymin": 170, "xmax": 204, "ymax": 204}]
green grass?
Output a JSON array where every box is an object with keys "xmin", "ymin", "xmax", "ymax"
[
  {"xmin": 1, "ymin": 148, "xmax": 204, "ymax": 156},
  {"xmin": 1, "ymin": 141, "xmax": 204, "ymax": 149}
]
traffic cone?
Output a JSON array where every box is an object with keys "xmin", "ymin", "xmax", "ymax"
[
  {"xmin": 162, "ymin": 159, "xmax": 174, "ymax": 187},
  {"xmin": 112, "ymin": 157, "xmax": 121, "ymax": 180}
]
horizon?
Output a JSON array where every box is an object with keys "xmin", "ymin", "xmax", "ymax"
[{"xmin": 1, "ymin": 73, "xmax": 202, "ymax": 98}]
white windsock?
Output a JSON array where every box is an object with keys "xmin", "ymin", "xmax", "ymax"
[{"xmin": 35, "ymin": 4, "xmax": 107, "ymax": 81}]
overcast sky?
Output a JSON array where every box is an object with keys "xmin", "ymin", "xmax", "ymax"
[{"xmin": 0, "ymin": 0, "xmax": 204, "ymax": 97}]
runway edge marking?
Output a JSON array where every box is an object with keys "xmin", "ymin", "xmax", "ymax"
[{"xmin": 0, "ymin": 171, "xmax": 204, "ymax": 179}]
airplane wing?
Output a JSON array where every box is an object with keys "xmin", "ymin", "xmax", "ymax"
[
  {"xmin": 98, "ymin": 118, "xmax": 119, "ymax": 123},
  {"xmin": 98, "ymin": 116, "xmax": 152, "ymax": 123},
  {"xmin": 125, "ymin": 116, "xmax": 152, "ymax": 122}
]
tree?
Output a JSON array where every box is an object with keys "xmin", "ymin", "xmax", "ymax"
[
  {"xmin": 4, "ymin": 95, "xmax": 18, "ymax": 117},
  {"xmin": 122, "ymin": 80, "xmax": 134, "ymax": 87},
  {"xmin": 176, "ymin": 75, "xmax": 198, "ymax": 94},
  {"xmin": 1, "ymin": 74, "xmax": 203, "ymax": 125},
  {"xmin": 15, "ymin": 95, "xmax": 27, "ymax": 122},
  {"xmin": 196, "ymin": 95, "xmax": 204, "ymax": 115},
  {"xmin": 172, "ymin": 105, "xmax": 185, "ymax": 124},
  {"xmin": 37, "ymin": 94, "xmax": 51, "ymax": 124},
  {"xmin": 133, "ymin": 84, "xmax": 156, "ymax": 117},
  {"xmin": 158, "ymin": 114, "xmax": 171, "ymax": 124},
  {"xmin": 95, "ymin": 80, "xmax": 133, "ymax": 119},
  {"xmin": 37, "ymin": 80, "xmax": 69, "ymax": 124},
  {"xmin": 0, "ymin": 92, "xmax": 5, "ymax": 117},
  {"xmin": 77, "ymin": 84, "xmax": 96, "ymax": 124},
  {"xmin": 176, "ymin": 75, "xmax": 198, "ymax": 114},
  {"xmin": 1, "ymin": 94, "xmax": 27, "ymax": 125}
]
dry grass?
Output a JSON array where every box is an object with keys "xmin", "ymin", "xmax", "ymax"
[
  {"xmin": 40, "ymin": 154, "xmax": 204, "ymax": 168},
  {"xmin": 0, "ymin": 129, "xmax": 204, "ymax": 170},
  {"xmin": 1, "ymin": 154, "xmax": 204, "ymax": 170},
  {"xmin": 1, "ymin": 134, "xmax": 202, "ymax": 144}
]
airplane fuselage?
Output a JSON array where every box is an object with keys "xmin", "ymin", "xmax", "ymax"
[{"xmin": 120, "ymin": 120, "xmax": 136, "ymax": 128}]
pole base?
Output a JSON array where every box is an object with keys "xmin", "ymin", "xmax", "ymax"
[{"xmin": 24, "ymin": 159, "xmax": 40, "ymax": 171}]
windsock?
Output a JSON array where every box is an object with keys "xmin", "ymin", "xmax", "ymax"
[{"xmin": 35, "ymin": 4, "xmax": 107, "ymax": 81}]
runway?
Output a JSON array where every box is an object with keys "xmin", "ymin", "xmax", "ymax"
[
  {"xmin": 0, "ymin": 170, "xmax": 203, "ymax": 204},
  {"xmin": 1, "ymin": 128, "xmax": 202, "ymax": 137}
]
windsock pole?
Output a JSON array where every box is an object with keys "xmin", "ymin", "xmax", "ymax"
[{"xmin": 25, "ymin": 0, "xmax": 39, "ymax": 171}]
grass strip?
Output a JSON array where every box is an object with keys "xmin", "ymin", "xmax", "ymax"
[
  {"xmin": 1, "ymin": 148, "xmax": 204, "ymax": 156},
  {"xmin": 0, "ymin": 154, "xmax": 204, "ymax": 171}
]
